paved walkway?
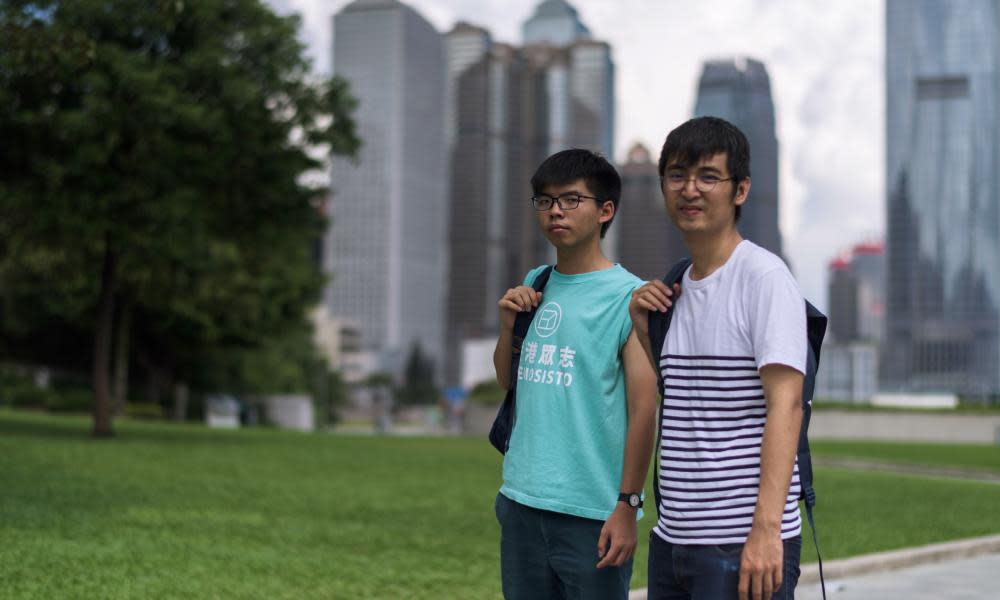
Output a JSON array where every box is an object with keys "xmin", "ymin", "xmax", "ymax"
[
  {"xmin": 629, "ymin": 535, "xmax": 1000, "ymax": 600},
  {"xmin": 797, "ymin": 552, "xmax": 1000, "ymax": 599}
]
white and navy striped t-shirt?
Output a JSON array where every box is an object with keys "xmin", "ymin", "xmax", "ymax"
[{"xmin": 655, "ymin": 240, "xmax": 807, "ymax": 546}]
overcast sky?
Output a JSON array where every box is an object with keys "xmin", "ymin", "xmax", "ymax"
[{"xmin": 266, "ymin": 0, "xmax": 886, "ymax": 309}]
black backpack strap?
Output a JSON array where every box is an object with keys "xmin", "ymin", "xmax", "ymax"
[
  {"xmin": 499, "ymin": 266, "xmax": 553, "ymax": 447},
  {"xmin": 508, "ymin": 266, "xmax": 554, "ymax": 385},
  {"xmin": 648, "ymin": 258, "xmax": 690, "ymax": 517},
  {"xmin": 801, "ymin": 301, "xmax": 828, "ymax": 599}
]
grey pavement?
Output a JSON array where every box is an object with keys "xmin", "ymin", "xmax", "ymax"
[
  {"xmin": 630, "ymin": 535, "xmax": 1000, "ymax": 600},
  {"xmin": 797, "ymin": 552, "xmax": 1000, "ymax": 600}
]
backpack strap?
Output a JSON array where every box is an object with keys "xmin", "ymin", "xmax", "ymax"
[
  {"xmin": 498, "ymin": 266, "xmax": 553, "ymax": 450},
  {"xmin": 801, "ymin": 301, "xmax": 829, "ymax": 600},
  {"xmin": 647, "ymin": 258, "xmax": 691, "ymax": 516},
  {"xmin": 508, "ymin": 266, "xmax": 554, "ymax": 385}
]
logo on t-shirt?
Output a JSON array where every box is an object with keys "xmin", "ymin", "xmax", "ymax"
[{"xmin": 534, "ymin": 302, "xmax": 562, "ymax": 338}]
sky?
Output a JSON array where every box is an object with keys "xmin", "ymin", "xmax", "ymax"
[{"xmin": 266, "ymin": 0, "xmax": 886, "ymax": 309}]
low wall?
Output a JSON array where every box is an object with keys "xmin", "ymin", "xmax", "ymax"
[{"xmin": 811, "ymin": 410, "xmax": 1000, "ymax": 444}]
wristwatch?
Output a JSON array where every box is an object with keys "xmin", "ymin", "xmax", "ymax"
[{"xmin": 618, "ymin": 492, "xmax": 642, "ymax": 509}]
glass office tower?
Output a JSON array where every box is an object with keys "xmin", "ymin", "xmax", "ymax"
[
  {"xmin": 884, "ymin": 0, "xmax": 1000, "ymax": 395},
  {"xmin": 325, "ymin": 0, "xmax": 446, "ymax": 375},
  {"xmin": 693, "ymin": 58, "xmax": 783, "ymax": 258}
]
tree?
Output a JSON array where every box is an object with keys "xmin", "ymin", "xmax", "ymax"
[
  {"xmin": 397, "ymin": 342, "xmax": 439, "ymax": 406},
  {"xmin": 0, "ymin": 0, "xmax": 359, "ymax": 436}
]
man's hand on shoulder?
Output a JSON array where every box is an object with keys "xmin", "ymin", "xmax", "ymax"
[
  {"xmin": 738, "ymin": 524, "xmax": 784, "ymax": 600},
  {"xmin": 596, "ymin": 503, "xmax": 637, "ymax": 569},
  {"xmin": 497, "ymin": 286, "xmax": 542, "ymax": 331},
  {"xmin": 628, "ymin": 280, "xmax": 679, "ymax": 338}
]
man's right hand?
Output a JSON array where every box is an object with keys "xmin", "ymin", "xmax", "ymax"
[
  {"xmin": 498, "ymin": 286, "xmax": 543, "ymax": 331},
  {"xmin": 628, "ymin": 281, "xmax": 679, "ymax": 338}
]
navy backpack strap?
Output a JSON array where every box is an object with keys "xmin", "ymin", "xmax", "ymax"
[
  {"xmin": 648, "ymin": 258, "xmax": 690, "ymax": 516},
  {"xmin": 509, "ymin": 266, "xmax": 554, "ymax": 381},
  {"xmin": 801, "ymin": 300, "xmax": 828, "ymax": 599},
  {"xmin": 499, "ymin": 266, "xmax": 553, "ymax": 447}
]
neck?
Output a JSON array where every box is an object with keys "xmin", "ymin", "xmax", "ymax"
[
  {"xmin": 554, "ymin": 239, "xmax": 613, "ymax": 275},
  {"xmin": 685, "ymin": 227, "xmax": 743, "ymax": 280}
]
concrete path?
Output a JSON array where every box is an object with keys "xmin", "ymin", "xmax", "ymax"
[
  {"xmin": 813, "ymin": 457, "xmax": 1000, "ymax": 483},
  {"xmin": 797, "ymin": 552, "xmax": 1000, "ymax": 599},
  {"xmin": 629, "ymin": 534, "xmax": 1000, "ymax": 600}
]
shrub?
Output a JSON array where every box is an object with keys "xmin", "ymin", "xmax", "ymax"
[
  {"xmin": 468, "ymin": 380, "xmax": 505, "ymax": 406},
  {"xmin": 6, "ymin": 384, "xmax": 53, "ymax": 409},
  {"xmin": 44, "ymin": 389, "xmax": 93, "ymax": 413},
  {"xmin": 125, "ymin": 403, "xmax": 165, "ymax": 420}
]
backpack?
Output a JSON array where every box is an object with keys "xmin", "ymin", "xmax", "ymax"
[
  {"xmin": 648, "ymin": 258, "xmax": 828, "ymax": 598},
  {"xmin": 489, "ymin": 266, "xmax": 554, "ymax": 454}
]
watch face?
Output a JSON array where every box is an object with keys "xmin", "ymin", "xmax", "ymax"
[{"xmin": 629, "ymin": 494, "xmax": 640, "ymax": 508}]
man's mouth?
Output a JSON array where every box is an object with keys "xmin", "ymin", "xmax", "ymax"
[
  {"xmin": 679, "ymin": 206, "xmax": 702, "ymax": 217},
  {"xmin": 549, "ymin": 223, "xmax": 570, "ymax": 232}
]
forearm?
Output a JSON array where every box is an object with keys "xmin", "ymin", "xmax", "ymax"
[
  {"xmin": 619, "ymin": 398, "xmax": 657, "ymax": 494},
  {"xmin": 493, "ymin": 326, "xmax": 514, "ymax": 389},
  {"xmin": 752, "ymin": 397, "xmax": 802, "ymax": 532}
]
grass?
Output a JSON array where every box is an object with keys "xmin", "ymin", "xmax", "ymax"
[
  {"xmin": 812, "ymin": 400, "xmax": 1000, "ymax": 414},
  {"xmin": 2, "ymin": 410, "xmax": 1000, "ymax": 598},
  {"xmin": 811, "ymin": 440, "xmax": 1000, "ymax": 473}
]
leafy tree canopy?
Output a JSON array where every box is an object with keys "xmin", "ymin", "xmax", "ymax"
[{"xmin": 0, "ymin": 0, "xmax": 360, "ymax": 435}]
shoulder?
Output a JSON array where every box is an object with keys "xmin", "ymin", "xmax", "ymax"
[
  {"xmin": 733, "ymin": 242, "xmax": 796, "ymax": 287},
  {"xmin": 608, "ymin": 264, "xmax": 645, "ymax": 291},
  {"xmin": 522, "ymin": 264, "xmax": 550, "ymax": 286}
]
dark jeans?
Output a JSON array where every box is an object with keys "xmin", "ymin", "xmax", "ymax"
[
  {"xmin": 647, "ymin": 530, "xmax": 801, "ymax": 600},
  {"xmin": 495, "ymin": 492, "xmax": 633, "ymax": 600}
]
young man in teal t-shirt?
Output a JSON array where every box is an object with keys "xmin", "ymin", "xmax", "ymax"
[{"xmin": 492, "ymin": 149, "xmax": 664, "ymax": 600}]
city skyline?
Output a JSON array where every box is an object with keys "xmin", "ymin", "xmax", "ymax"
[
  {"xmin": 268, "ymin": 0, "xmax": 884, "ymax": 310},
  {"xmin": 883, "ymin": 0, "xmax": 1000, "ymax": 396}
]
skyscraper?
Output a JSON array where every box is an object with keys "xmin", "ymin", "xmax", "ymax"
[
  {"xmin": 617, "ymin": 143, "xmax": 686, "ymax": 281},
  {"xmin": 884, "ymin": 0, "xmax": 1000, "ymax": 396},
  {"xmin": 443, "ymin": 25, "xmax": 522, "ymax": 383},
  {"xmin": 325, "ymin": 0, "xmax": 446, "ymax": 378},
  {"xmin": 442, "ymin": 0, "xmax": 616, "ymax": 386},
  {"xmin": 522, "ymin": 0, "xmax": 591, "ymax": 46},
  {"xmin": 693, "ymin": 58, "xmax": 782, "ymax": 257}
]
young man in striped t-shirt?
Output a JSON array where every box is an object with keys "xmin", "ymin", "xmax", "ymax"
[{"xmin": 629, "ymin": 117, "xmax": 807, "ymax": 600}]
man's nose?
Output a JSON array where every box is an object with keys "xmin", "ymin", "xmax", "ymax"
[{"xmin": 681, "ymin": 177, "xmax": 701, "ymax": 197}]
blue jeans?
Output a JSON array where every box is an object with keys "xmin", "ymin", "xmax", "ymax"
[
  {"xmin": 495, "ymin": 493, "xmax": 633, "ymax": 600},
  {"xmin": 647, "ymin": 531, "xmax": 801, "ymax": 599}
]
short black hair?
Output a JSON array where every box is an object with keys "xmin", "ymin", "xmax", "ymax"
[
  {"xmin": 530, "ymin": 148, "xmax": 621, "ymax": 238},
  {"xmin": 657, "ymin": 116, "xmax": 750, "ymax": 222}
]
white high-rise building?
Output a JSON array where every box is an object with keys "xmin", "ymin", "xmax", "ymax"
[{"xmin": 325, "ymin": 0, "xmax": 446, "ymax": 377}]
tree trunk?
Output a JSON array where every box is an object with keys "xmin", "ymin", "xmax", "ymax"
[
  {"xmin": 112, "ymin": 297, "xmax": 132, "ymax": 416},
  {"xmin": 92, "ymin": 235, "xmax": 117, "ymax": 438},
  {"xmin": 173, "ymin": 381, "xmax": 189, "ymax": 422}
]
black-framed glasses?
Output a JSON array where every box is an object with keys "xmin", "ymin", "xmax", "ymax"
[
  {"xmin": 531, "ymin": 192, "xmax": 597, "ymax": 211},
  {"xmin": 661, "ymin": 172, "xmax": 733, "ymax": 192}
]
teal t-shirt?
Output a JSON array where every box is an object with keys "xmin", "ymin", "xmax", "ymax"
[{"xmin": 500, "ymin": 263, "xmax": 643, "ymax": 521}]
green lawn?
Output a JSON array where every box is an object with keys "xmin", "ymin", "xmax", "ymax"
[
  {"xmin": 2, "ymin": 411, "xmax": 1000, "ymax": 599},
  {"xmin": 812, "ymin": 440, "xmax": 1000, "ymax": 473}
]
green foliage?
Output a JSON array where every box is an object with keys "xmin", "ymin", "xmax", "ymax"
[
  {"xmin": 5, "ymin": 384, "xmax": 52, "ymax": 408},
  {"xmin": 397, "ymin": 342, "xmax": 439, "ymax": 406},
  {"xmin": 124, "ymin": 402, "xmax": 164, "ymax": 420},
  {"xmin": 468, "ymin": 379, "xmax": 505, "ymax": 406},
  {"xmin": 2, "ymin": 412, "xmax": 1000, "ymax": 598},
  {"xmin": 0, "ymin": 0, "xmax": 360, "ymax": 432},
  {"xmin": 43, "ymin": 388, "xmax": 92, "ymax": 413}
]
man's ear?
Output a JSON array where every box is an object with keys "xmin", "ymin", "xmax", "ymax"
[
  {"xmin": 734, "ymin": 177, "xmax": 751, "ymax": 207},
  {"xmin": 599, "ymin": 199, "xmax": 615, "ymax": 224}
]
